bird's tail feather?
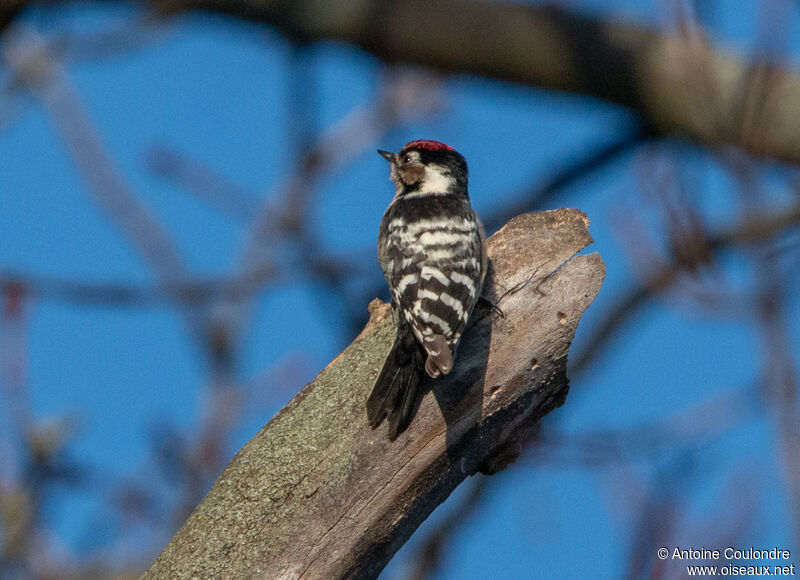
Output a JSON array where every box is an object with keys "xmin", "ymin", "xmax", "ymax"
[{"xmin": 367, "ymin": 335, "xmax": 424, "ymax": 440}]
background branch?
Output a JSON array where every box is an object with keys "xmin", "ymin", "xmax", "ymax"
[{"xmin": 140, "ymin": 0, "xmax": 800, "ymax": 164}]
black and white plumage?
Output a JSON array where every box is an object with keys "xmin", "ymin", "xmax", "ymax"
[{"xmin": 367, "ymin": 140, "xmax": 486, "ymax": 440}]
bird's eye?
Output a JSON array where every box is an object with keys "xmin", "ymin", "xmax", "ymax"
[{"xmin": 402, "ymin": 154, "xmax": 413, "ymax": 164}]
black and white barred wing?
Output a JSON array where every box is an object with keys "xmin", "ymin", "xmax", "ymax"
[{"xmin": 383, "ymin": 212, "xmax": 484, "ymax": 378}]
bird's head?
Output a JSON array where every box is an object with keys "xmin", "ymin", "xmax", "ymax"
[{"xmin": 378, "ymin": 140, "xmax": 468, "ymax": 198}]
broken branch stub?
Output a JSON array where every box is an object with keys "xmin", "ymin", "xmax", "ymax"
[{"xmin": 145, "ymin": 208, "xmax": 605, "ymax": 580}]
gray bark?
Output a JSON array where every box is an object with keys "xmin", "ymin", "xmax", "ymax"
[{"xmin": 144, "ymin": 209, "xmax": 605, "ymax": 579}]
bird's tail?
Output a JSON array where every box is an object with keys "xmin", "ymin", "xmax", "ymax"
[{"xmin": 366, "ymin": 332, "xmax": 425, "ymax": 440}]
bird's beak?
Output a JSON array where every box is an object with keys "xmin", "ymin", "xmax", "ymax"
[{"xmin": 377, "ymin": 149, "xmax": 395, "ymax": 162}]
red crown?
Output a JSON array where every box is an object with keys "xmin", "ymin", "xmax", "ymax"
[{"xmin": 401, "ymin": 139, "xmax": 456, "ymax": 152}]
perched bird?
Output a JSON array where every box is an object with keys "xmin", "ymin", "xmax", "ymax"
[{"xmin": 367, "ymin": 140, "xmax": 487, "ymax": 440}]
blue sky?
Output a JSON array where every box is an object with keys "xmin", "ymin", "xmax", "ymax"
[{"xmin": 1, "ymin": 1, "xmax": 798, "ymax": 577}]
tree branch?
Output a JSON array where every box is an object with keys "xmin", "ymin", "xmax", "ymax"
[
  {"xmin": 139, "ymin": 0, "xmax": 800, "ymax": 165},
  {"xmin": 569, "ymin": 197, "xmax": 800, "ymax": 377},
  {"xmin": 144, "ymin": 209, "xmax": 605, "ymax": 579},
  {"xmin": 4, "ymin": 2, "xmax": 800, "ymax": 163},
  {"xmin": 482, "ymin": 125, "xmax": 651, "ymax": 233}
]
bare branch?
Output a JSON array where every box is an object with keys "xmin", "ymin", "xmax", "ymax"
[
  {"xmin": 0, "ymin": 268, "xmax": 281, "ymax": 307},
  {"xmin": 144, "ymin": 209, "xmax": 605, "ymax": 579},
  {"xmin": 570, "ymin": 197, "xmax": 800, "ymax": 376},
  {"xmin": 1, "ymin": 26, "xmax": 188, "ymax": 288},
  {"xmin": 532, "ymin": 385, "xmax": 755, "ymax": 465},
  {"xmin": 408, "ymin": 475, "xmax": 489, "ymax": 580},
  {"xmin": 483, "ymin": 126, "xmax": 651, "ymax": 233},
  {"xmin": 134, "ymin": 0, "xmax": 800, "ymax": 165}
]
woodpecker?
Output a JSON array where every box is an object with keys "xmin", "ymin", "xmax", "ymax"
[{"xmin": 367, "ymin": 140, "xmax": 486, "ymax": 440}]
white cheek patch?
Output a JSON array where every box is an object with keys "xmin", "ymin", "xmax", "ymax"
[{"xmin": 417, "ymin": 165, "xmax": 455, "ymax": 195}]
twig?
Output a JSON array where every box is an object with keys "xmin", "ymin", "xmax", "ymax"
[
  {"xmin": 1, "ymin": 26, "xmax": 189, "ymax": 293},
  {"xmin": 482, "ymin": 126, "xmax": 650, "ymax": 233},
  {"xmin": 570, "ymin": 198, "xmax": 800, "ymax": 377}
]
